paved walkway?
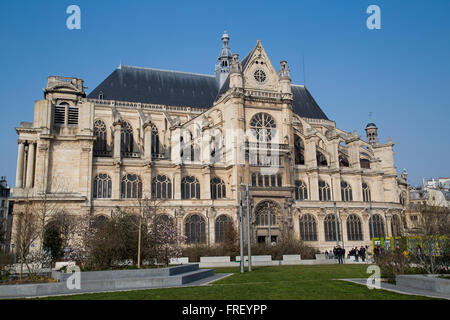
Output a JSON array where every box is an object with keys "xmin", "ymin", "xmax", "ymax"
[
  {"xmin": 3, "ymin": 273, "xmax": 233, "ymax": 299},
  {"xmin": 340, "ymin": 278, "xmax": 450, "ymax": 300}
]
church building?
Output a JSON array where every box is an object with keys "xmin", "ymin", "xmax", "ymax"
[{"xmin": 11, "ymin": 32, "xmax": 409, "ymax": 251}]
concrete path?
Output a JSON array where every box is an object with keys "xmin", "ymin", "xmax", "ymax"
[
  {"xmin": 2, "ymin": 273, "xmax": 233, "ymax": 300},
  {"xmin": 340, "ymin": 278, "xmax": 450, "ymax": 300}
]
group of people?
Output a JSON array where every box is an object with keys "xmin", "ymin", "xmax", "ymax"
[
  {"xmin": 324, "ymin": 245, "xmax": 368, "ymax": 263},
  {"xmin": 348, "ymin": 246, "xmax": 367, "ymax": 262},
  {"xmin": 325, "ymin": 246, "xmax": 345, "ymax": 264}
]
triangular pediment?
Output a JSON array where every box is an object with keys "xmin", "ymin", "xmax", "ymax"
[{"xmin": 242, "ymin": 40, "xmax": 280, "ymax": 92}]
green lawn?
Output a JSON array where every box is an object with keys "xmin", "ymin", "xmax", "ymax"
[{"xmin": 38, "ymin": 264, "xmax": 437, "ymax": 300}]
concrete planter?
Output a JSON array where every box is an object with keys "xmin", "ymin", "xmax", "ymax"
[
  {"xmin": 0, "ymin": 264, "xmax": 213, "ymax": 299},
  {"xmin": 396, "ymin": 274, "xmax": 450, "ymax": 294}
]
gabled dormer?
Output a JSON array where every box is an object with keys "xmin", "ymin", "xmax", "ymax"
[{"xmin": 242, "ymin": 40, "xmax": 281, "ymax": 92}]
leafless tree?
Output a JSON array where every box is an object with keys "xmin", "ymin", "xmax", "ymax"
[
  {"xmin": 408, "ymin": 203, "xmax": 450, "ymax": 274},
  {"xmin": 13, "ymin": 198, "xmax": 40, "ymax": 279}
]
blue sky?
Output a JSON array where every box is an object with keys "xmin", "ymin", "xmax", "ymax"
[{"xmin": 0, "ymin": 0, "xmax": 449, "ymax": 187}]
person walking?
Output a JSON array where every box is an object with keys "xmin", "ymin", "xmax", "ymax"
[
  {"xmin": 354, "ymin": 247, "xmax": 359, "ymax": 262},
  {"xmin": 342, "ymin": 247, "xmax": 346, "ymax": 264},
  {"xmin": 337, "ymin": 246, "xmax": 343, "ymax": 264},
  {"xmin": 359, "ymin": 246, "xmax": 366, "ymax": 262}
]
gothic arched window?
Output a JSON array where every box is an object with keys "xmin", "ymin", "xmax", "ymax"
[
  {"xmin": 250, "ymin": 113, "xmax": 276, "ymax": 142},
  {"xmin": 324, "ymin": 214, "xmax": 340, "ymax": 242},
  {"xmin": 121, "ymin": 174, "xmax": 142, "ymax": 199},
  {"xmin": 341, "ymin": 181, "xmax": 353, "ymax": 202},
  {"xmin": 295, "ymin": 180, "xmax": 308, "ymax": 201},
  {"xmin": 391, "ymin": 214, "xmax": 401, "ymax": 237},
  {"xmin": 211, "ymin": 177, "xmax": 226, "ymax": 200},
  {"xmin": 93, "ymin": 173, "xmax": 112, "ymax": 199},
  {"xmin": 319, "ymin": 180, "xmax": 331, "ymax": 201},
  {"xmin": 180, "ymin": 131, "xmax": 196, "ymax": 162},
  {"xmin": 181, "ymin": 176, "xmax": 200, "ymax": 200},
  {"xmin": 215, "ymin": 215, "xmax": 231, "ymax": 243},
  {"xmin": 362, "ymin": 183, "xmax": 371, "ymax": 202},
  {"xmin": 93, "ymin": 119, "xmax": 107, "ymax": 154},
  {"xmin": 299, "ymin": 214, "xmax": 317, "ymax": 241},
  {"xmin": 294, "ymin": 135, "xmax": 305, "ymax": 165},
  {"xmin": 347, "ymin": 214, "xmax": 363, "ymax": 241},
  {"xmin": 151, "ymin": 175, "xmax": 172, "ymax": 199},
  {"xmin": 316, "ymin": 151, "xmax": 328, "ymax": 167},
  {"xmin": 255, "ymin": 201, "xmax": 278, "ymax": 226},
  {"xmin": 339, "ymin": 155, "xmax": 349, "ymax": 167},
  {"xmin": 121, "ymin": 121, "xmax": 134, "ymax": 155},
  {"xmin": 151, "ymin": 125, "xmax": 160, "ymax": 156},
  {"xmin": 369, "ymin": 214, "xmax": 385, "ymax": 238},
  {"xmin": 156, "ymin": 214, "xmax": 174, "ymax": 226},
  {"xmin": 210, "ymin": 129, "xmax": 223, "ymax": 162},
  {"xmin": 185, "ymin": 214, "xmax": 206, "ymax": 244},
  {"xmin": 360, "ymin": 153, "xmax": 371, "ymax": 169}
]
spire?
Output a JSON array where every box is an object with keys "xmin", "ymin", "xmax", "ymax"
[
  {"xmin": 215, "ymin": 30, "xmax": 233, "ymax": 88},
  {"xmin": 219, "ymin": 30, "xmax": 232, "ymax": 60}
]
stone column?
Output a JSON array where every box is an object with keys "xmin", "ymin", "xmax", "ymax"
[
  {"xmin": 143, "ymin": 165, "xmax": 152, "ymax": 198},
  {"xmin": 113, "ymin": 122, "xmax": 122, "ymax": 160},
  {"xmin": 317, "ymin": 212, "xmax": 326, "ymax": 244},
  {"xmin": 25, "ymin": 142, "xmax": 36, "ymax": 188},
  {"xmin": 329, "ymin": 139, "xmax": 339, "ymax": 170},
  {"xmin": 174, "ymin": 165, "xmax": 181, "ymax": 200},
  {"xmin": 308, "ymin": 172, "xmax": 319, "ymax": 201},
  {"xmin": 143, "ymin": 124, "xmax": 152, "ymax": 161},
  {"xmin": 340, "ymin": 212, "xmax": 348, "ymax": 246},
  {"xmin": 353, "ymin": 175, "xmax": 363, "ymax": 202},
  {"xmin": 202, "ymin": 128, "xmax": 211, "ymax": 165},
  {"xmin": 385, "ymin": 213, "xmax": 392, "ymax": 237},
  {"xmin": 15, "ymin": 140, "xmax": 25, "ymax": 188},
  {"xmin": 112, "ymin": 164, "xmax": 121, "ymax": 199},
  {"xmin": 361, "ymin": 212, "xmax": 371, "ymax": 244},
  {"xmin": 202, "ymin": 165, "xmax": 211, "ymax": 200},
  {"xmin": 331, "ymin": 173, "xmax": 341, "ymax": 201}
]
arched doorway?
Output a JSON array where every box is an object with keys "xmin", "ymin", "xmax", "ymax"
[{"xmin": 253, "ymin": 200, "xmax": 281, "ymax": 244}]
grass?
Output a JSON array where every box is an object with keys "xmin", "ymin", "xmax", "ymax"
[{"xmin": 37, "ymin": 264, "xmax": 438, "ymax": 300}]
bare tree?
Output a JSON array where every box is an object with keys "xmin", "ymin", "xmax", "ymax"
[
  {"xmin": 13, "ymin": 199, "xmax": 40, "ymax": 279},
  {"xmin": 408, "ymin": 203, "xmax": 450, "ymax": 274}
]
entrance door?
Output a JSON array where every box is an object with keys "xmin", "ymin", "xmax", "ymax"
[{"xmin": 257, "ymin": 236, "xmax": 266, "ymax": 244}]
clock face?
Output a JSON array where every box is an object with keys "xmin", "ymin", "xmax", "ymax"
[{"xmin": 253, "ymin": 69, "xmax": 267, "ymax": 83}]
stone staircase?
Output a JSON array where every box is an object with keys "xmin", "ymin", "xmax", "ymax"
[{"xmin": 0, "ymin": 264, "xmax": 214, "ymax": 299}]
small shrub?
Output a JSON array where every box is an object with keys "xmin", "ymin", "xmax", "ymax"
[
  {"xmin": 181, "ymin": 238, "xmax": 318, "ymax": 261},
  {"xmin": 375, "ymin": 249, "xmax": 410, "ymax": 284},
  {"xmin": 0, "ymin": 251, "xmax": 14, "ymax": 281}
]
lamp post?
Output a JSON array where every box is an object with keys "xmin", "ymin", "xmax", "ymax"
[
  {"xmin": 267, "ymin": 202, "xmax": 271, "ymax": 245},
  {"xmin": 333, "ymin": 201, "xmax": 339, "ymax": 246},
  {"xmin": 245, "ymin": 184, "xmax": 252, "ymax": 272},
  {"xmin": 369, "ymin": 198, "xmax": 375, "ymax": 241},
  {"xmin": 239, "ymin": 191, "xmax": 244, "ymax": 273}
]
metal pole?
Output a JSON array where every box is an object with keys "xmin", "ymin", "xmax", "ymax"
[
  {"xmin": 239, "ymin": 191, "xmax": 244, "ymax": 273},
  {"xmin": 267, "ymin": 202, "xmax": 271, "ymax": 245},
  {"xmin": 334, "ymin": 201, "xmax": 339, "ymax": 246},
  {"xmin": 369, "ymin": 198, "xmax": 375, "ymax": 242},
  {"xmin": 137, "ymin": 218, "xmax": 142, "ymax": 268},
  {"xmin": 246, "ymin": 184, "xmax": 252, "ymax": 272}
]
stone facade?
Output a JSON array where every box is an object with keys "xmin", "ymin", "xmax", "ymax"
[{"xmin": 11, "ymin": 34, "xmax": 409, "ymax": 252}]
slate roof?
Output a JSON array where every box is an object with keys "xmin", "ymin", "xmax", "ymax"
[
  {"xmin": 291, "ymin": 85, "xmax": 329, "ymax": 120},
  {"xmin": 88, "ymin": 66, "xmax": 218, "ymax": 108},
  {"xmin": 88, "ymin": 64, "xmax": 328, "ymax": 120}
]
